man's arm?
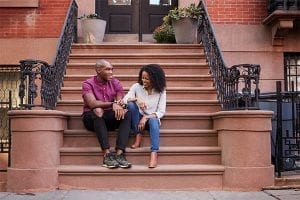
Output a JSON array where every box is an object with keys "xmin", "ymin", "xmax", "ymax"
[{"xmin": 83, "ymin": 93, "xmax": 113, "ymax": 109}]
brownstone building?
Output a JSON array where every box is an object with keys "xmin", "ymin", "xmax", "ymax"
[{"xmin": 0, "ymin": 0, "xmax": 299, "ymax": 192}]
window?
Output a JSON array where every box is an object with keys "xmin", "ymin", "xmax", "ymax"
[
  {"xmin": 108, "ymin": 0, "xmax": 131, "ymax": 6},
  {"xmin": 0, "ymin": 66, "xmax": 21, "ymax": 109},
  {"xmin": 285, "ymin": 53, "xmax": 300, "ymax": 91},
  {"xmin": 150, "ymin": 0, "xmax": 172, "ymax": 6}
]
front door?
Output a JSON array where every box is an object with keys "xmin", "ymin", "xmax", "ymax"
[{"xmin": 96, "ymin": 0, "xmax": 178, "ymax": 34}]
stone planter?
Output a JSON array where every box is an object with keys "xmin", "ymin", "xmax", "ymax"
[
  {"xmin": 81, "ymin": 19, "xmax": 106, "ymax": 44},
  {"xmin": 172, "ymin": 17, "xmax": 198, "ymax": 44}
]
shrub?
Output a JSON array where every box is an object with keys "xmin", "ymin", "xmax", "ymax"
[{"xmin": 153, "ymin": 24, "xmax": 176, "ymax": 43}]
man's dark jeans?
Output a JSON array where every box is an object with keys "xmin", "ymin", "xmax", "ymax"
[{"xmin": 82, "ymin": 109, "xmax": 131, "ymax": 151}]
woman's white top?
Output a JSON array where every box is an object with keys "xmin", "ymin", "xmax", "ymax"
[{"xmin": 123, "ymin": 83, "xmax": 166, "ymax": 119}]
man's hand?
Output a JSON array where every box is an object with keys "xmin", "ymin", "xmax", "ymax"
[{"xmin": 112, "ymin": 102, "xmax": 125, "ymax": 120}]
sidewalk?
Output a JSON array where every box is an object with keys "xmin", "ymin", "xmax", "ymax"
[{"xmin": 0, "ymin": 189, "xmax": 300, "ymax": 200}]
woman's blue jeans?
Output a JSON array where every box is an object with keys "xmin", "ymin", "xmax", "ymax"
[{"xmin": 127, "ymin": 102, "xmax": 160, "ymax": 152}]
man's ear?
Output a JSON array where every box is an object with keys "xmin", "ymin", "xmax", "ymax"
[{"xmin": 95, "ymin": 66, "xmax": 103, "ymax": 74}]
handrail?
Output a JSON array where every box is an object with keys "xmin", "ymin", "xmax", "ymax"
[
  {"xmin": 198, "ymin": 0, "xmax": 261, "ymax": 110},
  {"xmin": 18, "ymin": 0, "xmax": 78, "ymax": 109}
]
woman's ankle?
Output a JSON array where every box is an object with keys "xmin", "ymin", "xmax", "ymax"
[{"xmin": 130, "ymin": 134, "xmax": 142, "ymax": 149}]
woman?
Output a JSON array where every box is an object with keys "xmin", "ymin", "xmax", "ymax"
[{"xmin": 123, "ymin": 64, "xmax": 166, "ymax": 168}]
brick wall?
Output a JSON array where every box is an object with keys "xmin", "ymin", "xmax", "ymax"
[
  {"xmin": 0, "ymin": 0, "xmax": 70, "ymax": 38},
  {"xmin": 205, "ymin": 0, "xmax": 268, "ymax": 24}
]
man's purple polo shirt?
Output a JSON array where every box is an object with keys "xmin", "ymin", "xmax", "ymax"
[{"xmin": 82, "ymin": 75, "xmax": 124, "ymax": 113}]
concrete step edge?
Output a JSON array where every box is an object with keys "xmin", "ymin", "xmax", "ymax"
[
  {"xmin": 64, "ymin": 129, "xmax": 217, "ymax": 135},
  {"xmin": 58, "ymin": 164, "xmax": 225, "ymax": 174},
  {"xmin": 67, "ymin": 62, "xmax": 208, "ymax": 66},
  {"xmin": 71, "ymin": 43, "xmax": 203, "ymax": 48},
  {"xmin": 65, "ymin": 112, "xmax": 215, "ymax": 117},
  {"xmin": 61, "ymin": 86, "xmax": 216, "ymax": 91},
  {"xmin": 60, "ymin": 146, "xmax": 221, "ymax": 154}
]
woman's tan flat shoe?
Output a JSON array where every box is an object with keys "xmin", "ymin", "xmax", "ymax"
[
  {"xmin": 130, "ymin": 134, "xmax": 142, "ymax": 149},
  {"xmin": 148, "ymin": 152, "xmax": 158, "ymax": 168}
]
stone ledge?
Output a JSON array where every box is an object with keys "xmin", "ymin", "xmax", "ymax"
[
  {"xmin": 0, "ymin": 0, "xmax": 38, "ymax": 7},
  {"xmin": 263, "ymin": 10, "xmax": 300, "ymax": 46}
]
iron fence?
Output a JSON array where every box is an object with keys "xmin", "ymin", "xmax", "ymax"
[
  {"xmin": 259, "ymin": 81, "xmax": 300, "ymax": 177},
  {"xmin": 0, "ymin": 65, "xmax": 20, "ymax": 170}
]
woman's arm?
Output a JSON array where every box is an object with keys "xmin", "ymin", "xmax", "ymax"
[{"xmin": 154, "ymin": 90, "xmax": 166, "ymax": 119}]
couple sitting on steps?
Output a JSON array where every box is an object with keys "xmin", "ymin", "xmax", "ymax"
[{"xmin": 82, "ymin": 59, "xmax": 167, "ymax": 169}]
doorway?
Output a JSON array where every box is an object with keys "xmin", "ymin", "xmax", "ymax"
[{"xmin": 96, "ymin": 0, "xmax": 178, "ymax": 34}]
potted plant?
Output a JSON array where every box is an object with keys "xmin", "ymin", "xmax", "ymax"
[
  {"xmin": 164, "ymin": 3, "xmax": 201, "ymax": 44},
  {"xmin": 153, "ymin": 23, "xmax": 176, "ymax": 43},
  {"xmin": 78, "ymin": 13, "xmax": 106, "ymax": 44}
]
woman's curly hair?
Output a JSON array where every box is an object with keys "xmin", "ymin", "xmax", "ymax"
[{"xmin": 138, "ymin": 64, "xmax": 166, "ymax": 93}]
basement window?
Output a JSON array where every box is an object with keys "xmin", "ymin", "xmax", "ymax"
[
  {"xmin": 285, "ymin": 53, "xmax": 300, "ymax": 91},
  {"xmin": 0, "ymin": 0, "xmax": 39, "ymax": 7}
]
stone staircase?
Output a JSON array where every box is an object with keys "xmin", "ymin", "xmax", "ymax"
[{"xmin": 56, "ymin": 43, "xmax": 224, "ymax": 190}]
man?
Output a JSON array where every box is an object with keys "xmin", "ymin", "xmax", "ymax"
[{"xmin": 82, "ymin": 59, "xmax": 131, "ymax": 169}]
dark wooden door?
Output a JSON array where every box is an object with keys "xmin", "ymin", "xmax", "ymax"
[
  {"xmin": 96, "ymin": 0, "xmax": 178, "ymax": 34},
  {"xmin": 141, "ymin": 0, "xmax": 177, "ymax": 33},
  {"xmin": 96, "ymin": 0, "xmax": 139, "ymax": 33}
]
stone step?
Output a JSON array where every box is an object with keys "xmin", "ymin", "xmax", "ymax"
[
  {"xmin": 66, "ymin": 112, "xmax": 213, "ymax": 130},
  {"xmin": 66, "ymin": 62, "xmax": 210, "ymax": 75},
  {"xmin": 62, "ymin": 74, "xmax": 213, "ymax": 88},
  {"xmin": 58, "ymin": 164, "xmax": 224, "ymax": 190},
  {"xmin": 275, "ymin": 175, "xmax": 300, "ymax": 187},
  {"xmin": 60, "ymin": 86, "xmax": 218, "ymax": 101},
  {"xmin": 68, "ymin": 53, "xmax": 206, "ymax": 63},
  {"xmin": 71, "ymin": 43, "xmax": 204, "ymax": 54},
  {"xmin": 56, "ymin": 100, "xmax": 221, "ymax": 113},
  {"xmin": 0, "ymin": 172, "xmax": 6, "ymax": 192},
  {"xmin": 63, "ymin": 129, "xmax": 218, "ymax": 147},
  {"xmin": 60, "ymin": 146, "xmax": 222, "ymax": 165}
]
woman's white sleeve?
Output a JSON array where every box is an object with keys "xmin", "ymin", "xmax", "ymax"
[
  {"xmin": 155, "ymin": 90, "xmax": 166, "ymax": 119},
  {"xmin": 123, "ymin": 83, "xmax": 137, "ymax": 104}
]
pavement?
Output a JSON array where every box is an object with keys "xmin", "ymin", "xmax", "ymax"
[{"xmin": 0, "ymin": 189, "xmax": 300, "ymax": 200}]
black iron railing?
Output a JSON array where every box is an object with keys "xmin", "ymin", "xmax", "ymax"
[
  {"xmin": 198, "ymin": 1, "xmax": 261, "ymax": 110},
  {"xmin": 19, "ymin": 0, "xmax": 78, "ymax": 110},
  {"xmin": 268, "ymin": 0, "xmax": 300, "ymax": 14},
  {"xmin": 259, "ymin": 81, "xmax": 300, "ymax": 177}
]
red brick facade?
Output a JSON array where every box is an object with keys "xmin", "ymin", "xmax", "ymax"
[
  {"xmin": 0, "ymin": 0, "xmax": 271, "ymax": 38},
  {"xmin": 0, "ymin": 0, "xmax": 70, "ymax": 38},
  {"xmin": 205, "ymin": 0, "xmax": 268, "ymax": 24}
]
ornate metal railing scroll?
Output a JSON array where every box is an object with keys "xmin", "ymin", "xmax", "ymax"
[
  {"xmin": 198, "ymin": 1, "xmax": 261, "ymax": 110},
  {"xmin": 18, "ymin": 0, "xmax": 78, "ymax": 109}
]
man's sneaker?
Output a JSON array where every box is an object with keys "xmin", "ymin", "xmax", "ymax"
[
  {"xmin": 102, "ymin": 153, "xmax": 119, "ymax": 169},
  {"xmin": 115, "ymin": 153, "xmax": 132, "ymax": 168}
]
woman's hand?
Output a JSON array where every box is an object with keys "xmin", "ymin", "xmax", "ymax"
[
  {"xmin": 138, "ymin": 116, "xmax": 148, "ymax": 131},
  {"xmin": 136, "ymin": 98, "xmax": 147, "ymax": 111}
]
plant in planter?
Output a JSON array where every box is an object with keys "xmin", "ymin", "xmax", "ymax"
[
  {"xmin": 164, "ymin": 3, "xmax": 201, "ymax": 44},
  {"xmin": 153, "ymin": 23, "xmax": 176, "ymax": 43},
  {"xmin": 78, "ymin": 13, "xmax": 106, "ymax": 44}
]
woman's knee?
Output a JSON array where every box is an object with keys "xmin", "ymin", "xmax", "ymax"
[
  {"xmin": 148, "ymin": 118, "xmax": 159, "ymax": 128},
  {"xmin": 93, "ymin": 107, "xmax": 104, "ymax": 117},
  {"xmin": 126, "ymin": 102, "xmax": 137, "ymax": 110}
]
